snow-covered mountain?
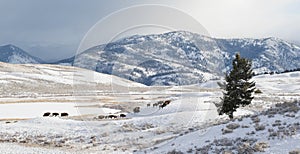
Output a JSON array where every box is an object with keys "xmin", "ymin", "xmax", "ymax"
[
  {"xmin": 0, "ymin": 44, "xmax": 43, "ymax": 64},
  {"xmin": 55, "ymin": 31, "xmax": 300, "ymax": 86},
  {"xmin": 216, "ymin": 37, "xmax": 300, "ymax": 73}
]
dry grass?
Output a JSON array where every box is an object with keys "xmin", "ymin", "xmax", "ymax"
[
  {"xmin": 0, "ymin": 118, "xmax": 28, "ymax": 121},
  {"xmin": 0, "ymin": 99, "xmax": 77, "ymax": 104}
]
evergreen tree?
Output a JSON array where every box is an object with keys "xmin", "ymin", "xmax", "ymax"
[{"xmin": 219, "ymin": 53, "xmax": 256, "ymax": 119}]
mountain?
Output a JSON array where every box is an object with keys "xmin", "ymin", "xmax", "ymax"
[
  {"xmin": 216, "ymin": 37, "xmax": 300, "ymax": 73},
  {"xmin": 55, "ymin": 31, "xmax": 300, "ymax": 86},
  {"xmin": 0, "ymin": 44, "xmax": 44, "ymax": 64}
]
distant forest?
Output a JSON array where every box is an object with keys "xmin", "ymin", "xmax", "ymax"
[{"xmin": 254, "ymin": 68, "xmax": 300, "ymax": 76}]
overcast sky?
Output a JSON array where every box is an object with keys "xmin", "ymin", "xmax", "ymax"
[{"xmin": 0, "ymin": 0, "xmax": 299, "ymax": 61}]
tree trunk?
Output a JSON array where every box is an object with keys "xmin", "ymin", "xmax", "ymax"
[{"xmin": 229, "ymin": 112, "xmax": 233, "ymax": 119}]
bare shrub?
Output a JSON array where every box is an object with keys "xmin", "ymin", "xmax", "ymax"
[
  {"xmin": 251, "ymin": 116, "xmax": 260, "ymax": 123},
  {"xmin": 122, "ymin": 123, "xmax": 137, "ymax": 132},
  {"xmin": 222, "ymin": 128, "xmax": 233, "ymax": 134},
  {"xmin": 289, "ymin": 149, "xmax": 300, "ymax": 154},
  {"xmin": 215, "ymin": 138, "xmax": 233, "ymax": 146},
  {"xmin": 255, "ymin": 124, "xmax": 265, "ymax": 131},
  {"xmin": 226, "ymin": 123, "xmax": 240, "ymax": 130},
  {"xmin": 237, "ymin": 142, "xmax": 255, "ymax": 154},
  {"xmin": 141, "ymin": 123, "xmax": 154, "ymax": 130},
  {"xmin": 241, "ymin": 125, "xmax": 250, "ymax": 128},
  {"xmin": 254, "ymin": 89, "xmax": 262, "ymax": 94},
  {"xmin": 167, "ymin": 149, "xmax": 184, "ymax": 154},
  {"xmin": 253, "ymin": 142, "xmax": 269, "ymax": 152}
]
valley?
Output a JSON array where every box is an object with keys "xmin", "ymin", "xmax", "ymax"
[
  {"xmin": 0, "ymin": 62, "xmax": 299, "ymax": 153},
  {"xmin": 1, "ymin": 0, "xmax": 300, "ymax": 153}
]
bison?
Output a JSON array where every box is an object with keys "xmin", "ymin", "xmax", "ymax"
[
  {"xmin": 52, "ymin": 112, "xmax": 59, "ymax": 117},
  {"xmin": 108, "ymin": 115, "xmax": 118, "ymax": 119},
  {"xmin": 60, "ymin": 112, "xmax": 69, "ymax": 117},
  {"xmin": 153, "ymin": 103, "xmax": 158, "ymax": 107},
  {"xmin": 120, "ymin": 114, "xmax": 126, "ymax": 118},
  {"xmin": 43, "ymin": 112, "xmax": 51, "ymax": 117},
  {"xmin": 159, "ymin": 103, "xmax": 168, "ymax": 109},
  {"xmin": 98, "ymin": 115, "xmax": 105, "ymax": 119},
  {"xmin": 157, "ymin": 100, "xmax": 164, "ymax": 105},
  {"xmin": 147, "ymin": 103, "xmax": 151, "ymax": 107},
  {"xmin": 133, "ymin": 107, "xmax": 140, "ymax": 113},
  {"xmin": 164, "ymin": 100, "xmax": 171, "ymax": 105},
  {"xmin": 159, "ymin": 104, "xmax": 164, "ymax": 109}
]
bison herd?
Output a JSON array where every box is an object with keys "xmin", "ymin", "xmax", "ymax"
[
  {"xmin": 97, "ymin": 113, "xmax": 127, "ymax": 120},
  {"xmin": 133, "ymin": 100, "xmax": 172, "ymax": 113},
  {"xmin": 147, "ymin": 100, "xmax": 171, "ymax": 109},
  {"xmin": 43, "ymin": 112, "xmax": 69, "ymax": 117},
  {"xmin": 41, "ymin": 99, "xmax": 171, "ymax": 120}
]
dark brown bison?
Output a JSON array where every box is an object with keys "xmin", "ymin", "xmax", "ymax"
[
  {"xmin": 120, "ymin": 114, "xmax": 126, "ymax": 118},
  {"xmin": 164, "ymin": 100, "xmax": 171, "ymax": 105},
  {"xmin": 157, "ymin": 100, "xmax": 164, "ymax": 105},
  {"xmin": 98, "ymin": 115, "xmax": 105, "ymax": 119},
  {"xmin": 159, "ymin": 103, "xmax": 168, "ymax": 109},
  {"xmin": 147, "ymin": 103, "xmax": 151, "ymax": 107},
  {"xmin": 108, "ymin": 115, "xmax": 118, "ymax": 119},
  {"xmin": 133, "ymin": 107, "xmax": 140, "ymax": 113},
  {"xmin": 159, "ymin": 104, "xmax": 164, "ymax": 109},
  {"xmin": 60, "ymin": 112, "xmax": 69, "ymax": 117},
  {"xmin": 153, "ymin": 103, "xmax": 158, "ymax": 107},
  {"xmin": 52, "ymin": 112, "xmax": 59, "ymax": 117},
  {"xmin": 43, "ymin": 112, "xmax": 51, "ymax": 117}
]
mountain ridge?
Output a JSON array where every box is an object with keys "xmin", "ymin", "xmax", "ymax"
[
  {"xmin": 0, "ymin": 44, "xmax": 44, "ymax": 64},
  {"xmin": 52, "ymin": 31, "xmax": 300, "ymax": 86},
  {"xmin": 3, "ymin": 31, "xmax": 299, "ymax": 86}
]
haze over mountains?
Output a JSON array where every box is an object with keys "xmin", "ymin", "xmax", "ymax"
[{"xmin": 1, "ymin": 31, "xmax": 300, "ymax": 86}]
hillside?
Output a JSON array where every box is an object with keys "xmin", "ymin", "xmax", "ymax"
[
  {"xmin": 0, "ymin": 65, "xmax": 299, "ymax": 153},
  {"xmin": 0, "ymin": 62, "xmax": 145, "ymax": 98},
  {"xmin": 55, "ymin": 31, "xmax": 300, "ymax": 86}
]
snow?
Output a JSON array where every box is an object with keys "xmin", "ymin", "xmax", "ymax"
[
  {"xmin": 146, "ymin": 105, "xmax": 300, "ymax": 153},
  {"xmin": 0, "ymin": 103, "xmax": 76, "ymax": 119},
  {"xmin": 0, "ymin": 63, "xmax": 300, "ymax": 153},
  {"xmin": 0, "ymin": 44, "xmax": 41, "ymax": 64},
  {"xmin": 254, "ymin": 72, "xmax": 300, "ymax": 93},
  {"xmin": 60, "ymin": 31, "xmax": 300, "ymax": 86},
  {"xmin": 0, "ymin": 143, "xmax": 72, "ymax": 154},
  {"xmin": 0, "ymin": 102, "xmax": 121, "ymax": 119},
  {"xmin": 0, "ymin": 62, "xmax": 145, "ymax": 87}
]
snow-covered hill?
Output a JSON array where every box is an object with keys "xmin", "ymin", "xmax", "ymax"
[
  {"xmin": 147, "ymin": 101, "xmax": 300, "ymax": 154},
  {"xmin": 0, "ymin": 62, "xmax": 145, "ymax": 98},
  {"xmin": 0, "ymin": 44, "xmax": 43, "ymax": 64},
  {"xmin": 55, "ymin": 31, "xmax": 300, "ymax": 86},
  {"xmin": 0, "ymin": 62, "xmax": 144, "ymax": 86},
  {"xmin": 0, "ymin": 71, "xmax": 299, "ymax": 153}
]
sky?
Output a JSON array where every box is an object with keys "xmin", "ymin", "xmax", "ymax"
[{"xmin": 0, "ymin": 0, "xmax": 299, "ymax": 62}]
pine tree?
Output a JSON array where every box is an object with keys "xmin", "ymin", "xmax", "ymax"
[{"xmin": 219, "ymin": 53, "xmax": 256, "ymax": 119}]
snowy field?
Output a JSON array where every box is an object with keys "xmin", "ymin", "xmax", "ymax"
[
  {"xmin": 0, "ymin": 63, "xmax": 300, "ymax": 153},
  {"xmin": 0, "ymin": 102, "xmax": 121, "ymax": 119}
]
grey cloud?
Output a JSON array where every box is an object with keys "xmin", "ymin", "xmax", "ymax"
[{"xmin": 0, "ymin": 0, "xmax": 299, "ymax": 61}]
